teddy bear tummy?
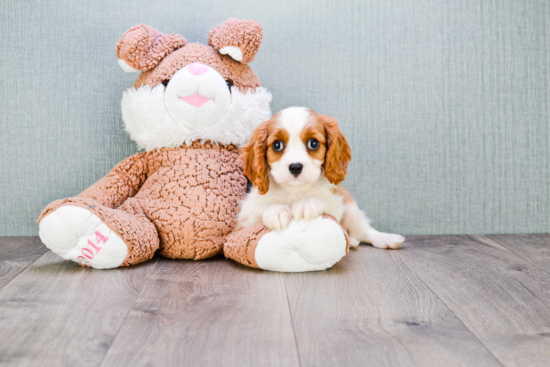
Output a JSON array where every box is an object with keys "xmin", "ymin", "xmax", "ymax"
[{"xmin": 133, "ymin": 144, "xmax": 247, "ymax": 260}]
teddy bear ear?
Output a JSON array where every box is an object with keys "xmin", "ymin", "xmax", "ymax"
[
  {"xmin": 208, "ymin": 18, "xmax": 263, "ymax": 64},
  {"xmin": 116, "ymin": 24, "xmax": 187, "ymax": 72}
]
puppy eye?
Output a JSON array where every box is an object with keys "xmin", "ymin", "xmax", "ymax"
[
  {"xmin": 225, "ymin": 80, "xmax": 233, "ymax": 91},
  {"xmin": 272, "ymin": 140, "xmax": 284, "ymax": 152},
  {"xmin": 307, "ymin": 138, "xmax": 320, "ymax": 150}
]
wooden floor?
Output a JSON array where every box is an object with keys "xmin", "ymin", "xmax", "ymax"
[{"xmin": 0, "ymin": 235, "xmax": 549, "ymax": 367}]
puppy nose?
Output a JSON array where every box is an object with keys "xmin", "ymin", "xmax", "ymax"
[
  {"xmin": 188, "ymin": 62, "xmax": 208, "ymax": 76},
  {"xmin": 289, "ymin": 163, "xmax": 303, "ymax": 177}
]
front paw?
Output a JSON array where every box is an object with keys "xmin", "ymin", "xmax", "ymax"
[
  {"xmin": 370, "ymin": 232, "xmax": 405, "ymax": 249},
  {"xmin": 291, "ymin": 198, "xmax": 324, "ymax": 221},
  {"xmin": 262, "ymin": 205, "xmax": 292, "ymax": 231},
  {"xmin": 349, "ymin": 237, "xmax": 360, "ymax": 248}
]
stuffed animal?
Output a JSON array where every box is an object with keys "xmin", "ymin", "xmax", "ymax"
[{"xmin": 38, "ymin": 18, "xmax": 349, "ymax": 271}]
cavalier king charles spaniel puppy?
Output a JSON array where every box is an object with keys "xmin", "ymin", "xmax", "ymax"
[{"xmin": 236, "ymin": 106, "xmax": 404, "ymax": 249}]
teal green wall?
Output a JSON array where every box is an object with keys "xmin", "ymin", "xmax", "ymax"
[{"xmin": 1, "ymin": 0, "xmax": 548, "ymax": 235}]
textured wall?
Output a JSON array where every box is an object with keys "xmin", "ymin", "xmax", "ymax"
[{"xmin": 1, "ymin": 0, "xmax": 548, "ymax": 236}]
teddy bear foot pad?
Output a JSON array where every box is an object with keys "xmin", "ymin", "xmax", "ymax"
[
  {"xmin": 39, "ymin": 206, "xmax": 128, "ymax": 269},
  {"xmin": 254, "ymin": 216, "xmax": 347, "ymax": 272}
]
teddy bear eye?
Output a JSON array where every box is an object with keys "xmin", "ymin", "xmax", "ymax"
[
  {"xmin": 272, "ymin": 140, "xmax": 284, "ymax": 152},
  {"xmin": 225, "ymin": 80, "xmax": 233, "ymax": 90},
  {"xmin": 307, "ymin": 139, "xmax": 320, "ymax": 150},
  {"xmin": 162, "ymin": 80, "xmax": 170, "ymax": 87}
]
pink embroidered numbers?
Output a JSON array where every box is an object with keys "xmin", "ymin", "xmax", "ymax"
[{"xmin": 77, "ymin": 231, "xmax": 109, "ymax": 264}]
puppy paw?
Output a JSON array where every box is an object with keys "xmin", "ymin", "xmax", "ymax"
[
  {"xmin": 291, "ymin": 198, "xmax": 324, "ymax": 221},
  {"xmin": 349, "ymin": 237, "xmax": 360, "ymax": 248},
  {"xmin": 369, "ymin": 232, "xmax": 405, "ymax": 249},
  {"xmin": 262, "ymin": 205, "xmax": 292, "ymax": 231}
]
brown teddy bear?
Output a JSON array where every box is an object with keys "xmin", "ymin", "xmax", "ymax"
[{"xmin": 38, "ymin": 18, "xmax": 349, "ymax": 271}]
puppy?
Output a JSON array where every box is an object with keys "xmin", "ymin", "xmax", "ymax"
[{"xmin": 237, "ymin": 107, "xmax": 404, "ymax": 249}]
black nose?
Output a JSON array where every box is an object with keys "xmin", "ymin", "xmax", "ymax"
[{"xmin": 289, "ymin": 163, "xmax": 303, "ymax": 177}]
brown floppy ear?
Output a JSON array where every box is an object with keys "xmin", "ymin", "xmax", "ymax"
[
  {"xmin": 322, "ymin": 115, "xmax": 352, "ymax": 185},
  {"xmin": 116, "ymin": 24, "xmax": 187, "ymax": 72},
  {"xmin": 240, "ymin": 122, "xmax": 270, "ymax": 195},
  {"xmin": 208, "ymin": 18, "xmax": 263, "ymax": 64}
]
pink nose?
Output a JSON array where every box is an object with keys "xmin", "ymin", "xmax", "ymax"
[{"xmin": 188, "ymin": 63, "xmax": 208, "ymax": 76}]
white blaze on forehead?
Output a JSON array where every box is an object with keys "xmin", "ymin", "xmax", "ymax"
[
  {"xmin": 278, "ymin": 107, "xmax": 311, "ymax": 158},
  {"xmin": 278, "ymin": 107, "xmax": 310, "ymax": 132}
]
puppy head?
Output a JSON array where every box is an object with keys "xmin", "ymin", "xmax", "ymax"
[{"xmin": 241, "ymin": 107, "xmax": 351, "ymax": 194}]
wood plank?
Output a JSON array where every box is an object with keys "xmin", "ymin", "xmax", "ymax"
[
  {"xmin": 401, "ymin": 235, "xmax": 550, "ymax": 367},
  {"xmin": 0, "ymin": 237, "xmax": 48, "ymax": 289},
  {"xmin": 0, "ymin": 251, "xmax": 157, "ymax": 367},
  {"xmin": 101, "ymin": 257, "xmax": 300, "ymax": 367},
  {"xmin": 283, "ymin": 245, "xmax": 501, "ymax": 367},
  {"xmin": 485, "ymin": 234, "xmax": 550, "ymax": 274}
]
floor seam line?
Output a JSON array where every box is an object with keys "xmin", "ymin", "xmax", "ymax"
[
  {"xmin": 97, "ymin": 256, "xmax": 160, "ymax": 367},
  {"xmin": 398, "ymin": 245, "xmax": 507, "ymax": 367},
  {"xmin": 283, "ymin": 274, "xmax": 303, "ymax": 367}
]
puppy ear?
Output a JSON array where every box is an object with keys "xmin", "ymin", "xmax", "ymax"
[
  {"xmin": 240, "ymin": 122, "xmax": 270, "ymax": 195},
  {"xmin": 323, "ymin": 115, "xmax": 352, "ymax": 185},
  {"xmin": 116, "ymin": 25, "xmax": 187, "ymax": 72},
  {"xmin": 208, "ymin": 18, "xmax": 263, "ymax": 64}
]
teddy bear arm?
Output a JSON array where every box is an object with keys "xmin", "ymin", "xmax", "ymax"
[
  {"xmin": 224, "ymin": 214, "xmax": 350, "ymax": 272},
  {"xmin": 77, "ymin": 151, "xmax": 151, "ymax": 208}
]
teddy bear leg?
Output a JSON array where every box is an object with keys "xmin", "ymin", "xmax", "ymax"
[
  {"xmin": 224, "ymin": 214, "xmax": 349, "ymax": 272},
  {"xmin": 39, "ymin": 198, "xmax": 159, "ymax": 269}
]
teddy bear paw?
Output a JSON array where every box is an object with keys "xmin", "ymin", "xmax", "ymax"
[
  {"xmin": 255, "ymin": 216, "xmax": 347, "ymax": 272},
  {"xmin": 39, "ymin": 206, "xmax": 128, "ymax": 269}
]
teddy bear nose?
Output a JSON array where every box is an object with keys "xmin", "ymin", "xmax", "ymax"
[{"xmin": 188, "ymin": 63, "xmax": 208, "ymax": 76}]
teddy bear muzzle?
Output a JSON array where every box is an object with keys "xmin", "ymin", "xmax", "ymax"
[{"xmin": 163, "ymin": 62, "xmax": 232, "ymax": 129}]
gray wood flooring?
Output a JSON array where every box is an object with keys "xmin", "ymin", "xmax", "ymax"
[{"xmin": 0, "ymin": 235, "xmax": 549, "ymax": 367}]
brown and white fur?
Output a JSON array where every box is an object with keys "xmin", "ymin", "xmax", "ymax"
[{"xmin": 237, "ymin": 106, "xmax": 404, "ymax": 249}]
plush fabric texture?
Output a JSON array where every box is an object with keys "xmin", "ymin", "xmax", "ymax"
[
  {"xmin": 116, "ymin": 25, "xmax": 188, "ymax": 72},
  {"xmin": 39, "ymin": 204, "xmax": 140, "ymax": 269},
  {"xmin": 224, "ymin": 222, "xmax": 269, "ymax": 269},
  {"xmin": 224, "ymin": 214, "xmax": 350, "ymax": 270},
  {"xmin": 121, "ymin": 84, "xmax": 272, "ymax": 150},
  {"xmin": 39, "ymin": 197, "xmax": 159, "ymax": 266},
  {"xmin": 323, "ymin": 214, "xmax": 351, "ymax": 254},
  {"xmin": 39, "ymin": 142, "xmax": 248, "ymax": 263},
  {"xmin": 133, "ymin": 43, "xmax": 261, "ymax": 91},
  {"xmin": 208, "ymin": 18, "xmax": 263, "ymax": 64},
  {"xmin": 253, "ymin": 216, "xmax": 348, "ymax": 272}
]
